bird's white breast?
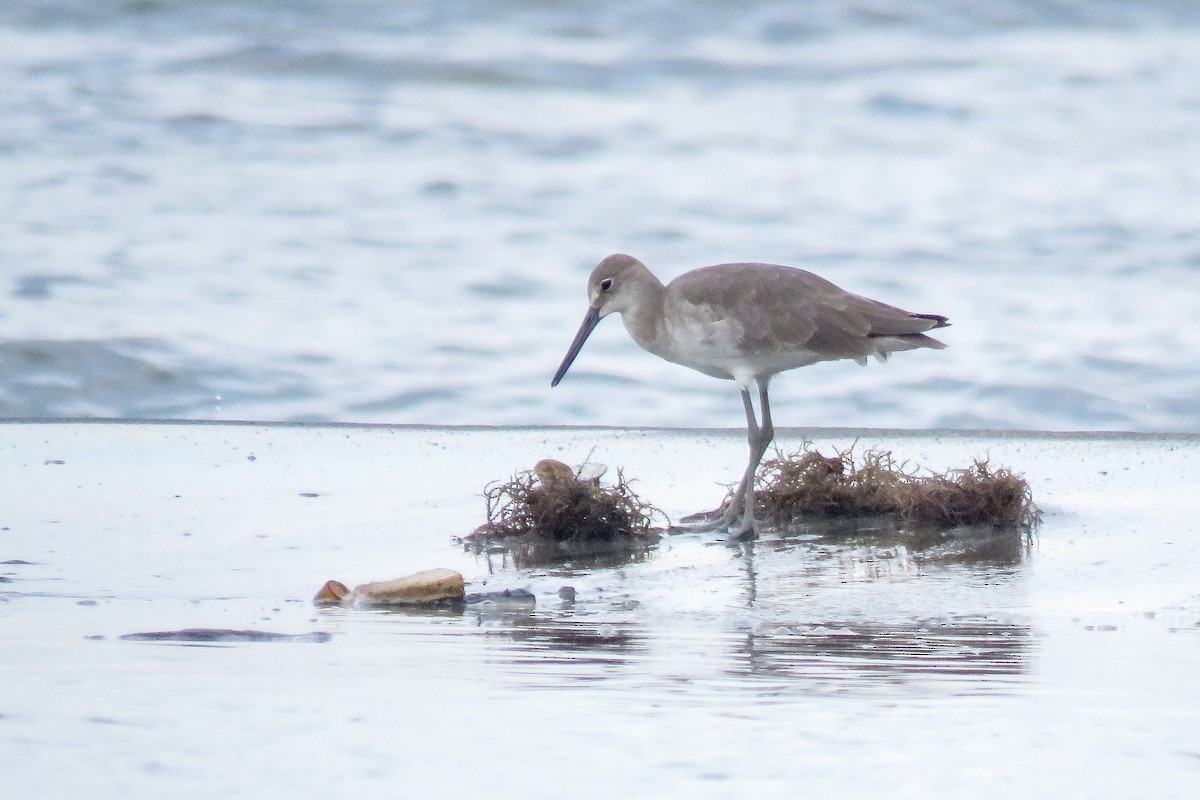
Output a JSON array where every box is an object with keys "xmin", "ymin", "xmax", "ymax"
[{"xmin": 647, "ymin": 298, "xmax": 826, "ymax": 386}]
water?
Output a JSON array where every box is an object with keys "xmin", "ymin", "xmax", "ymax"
[
  {"xmin": 3, "ymin": 1, "xmax": 1200, "ymax": 429},
  {"xmin": 3, "ymin": 422, "xmax": 1199, "ymax": 797}
]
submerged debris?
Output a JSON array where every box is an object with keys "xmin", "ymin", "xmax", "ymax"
[
  {"xmin": 465, "ymin": 458, "xmax": 663, "ymax": 565},
  {"xmin": 752, "ymin": 445, "xmax": 1040, "ymax": 529},
  {"xmin": 120, "ymin": 629, "xmax": 331, "ymax": 643},
  {"xmin": 463, "ymin": 588, "xmax": 536, "ymax": 609}
]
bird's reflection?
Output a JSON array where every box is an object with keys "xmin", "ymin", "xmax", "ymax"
[
  {"xmin": 468, "ymin": 612, "xmax": 1030, "ymax": 695},
  {"xmin": 441, "ymin": 515, "xmax": 1034, "ymax": 693},
  {"xmin": 727, "ymin": 620, "xmax": 1030, "ymax": 691},
  {"xmin": 484, "ymin": 618, "xmax": 645, "ymax": 663},
  {"xmin": 728, "ymin": 519, "xmax": 1031, "ymax": 609}
]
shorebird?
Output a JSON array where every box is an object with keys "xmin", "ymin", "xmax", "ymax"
[{"xmin": 551, "ymin": 253, "xmax": 949, "ymax": 539}]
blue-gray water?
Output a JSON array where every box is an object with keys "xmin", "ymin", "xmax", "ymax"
[{"xmin": 3, "ymin": 1, "xmax": 1200, "ymax": 430}]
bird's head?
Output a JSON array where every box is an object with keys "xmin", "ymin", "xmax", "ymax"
[{"xmin": 551, "ymin": 253, "xmax": 652, "ymax": 387}]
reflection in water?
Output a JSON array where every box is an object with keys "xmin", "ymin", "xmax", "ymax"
[
  {"xmin": 490, "ymin": 619, "xmax": 645, "ymax": 667},
  {"xmin": 729, "ymin": 621, "xmax": 1030, "ymax": 692},
  {"xmin": 443, "ymin": 517, "xmax": 1033, "ymax": 694},
  {"xmin": 461, "ymin": 533, "xmax": 658, "ymax": 571},
  {"xmin": 467, "ymin": 612, "xmax": 1030, "ymax": 696},
  {"xmin": 733, "ymin": 521, "xmax": 1032, "ymax": 607},
  {"xmin": 760, "ymin": 517, "xmax": 1033, "ymax": 567},
  {"xmin": 727, "ymin": 525, "xmax": 1031, "ymax": 691}
]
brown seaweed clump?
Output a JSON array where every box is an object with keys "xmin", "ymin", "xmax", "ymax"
[
  {"xmin": 754, "ymin": 448, "xmax": 904, "ymax": 519},
  {"xmin": 893, "ymin": 459, "xmax": 1041, "ymax": 528},
  {"xmin": 753, "ymin": 445, "xmax": 1040, "ymax": 530},
  {"xmin": 465, "ymin": 459, "xmax": 663, "ymax": 565}
]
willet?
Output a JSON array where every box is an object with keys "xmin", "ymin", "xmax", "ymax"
[{"xmin": 551, "ymin": 253, "xmax": 949, "ymax": 539}]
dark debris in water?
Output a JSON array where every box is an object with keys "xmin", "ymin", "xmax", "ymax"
[
  {"xmin": 464, "ymin": 459, "xmax": 663, "ymax": 566},
  {"xmin": 119, "ymin": 628, "xmax": 331, "ymax": 643},
  {"xmin": 753, "ymin": 444, "xmax": 1041, "ymax": 530}
]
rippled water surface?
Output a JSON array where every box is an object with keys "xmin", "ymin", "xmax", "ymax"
[
  {"xmin": 2, "ymin": 2, "xmax": 1200, "ymax": 429},
  {"xmin": 3, "ymin": 423, "xmax": 1199, "ymax": 797}
]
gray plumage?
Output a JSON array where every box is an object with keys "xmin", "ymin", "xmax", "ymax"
[{"xmin": 551, "ymin": 253, "xmax": 949, "ymax": 540}]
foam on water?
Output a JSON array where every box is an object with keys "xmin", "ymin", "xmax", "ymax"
[{"xmin": 2, "ymin": 2, "xmax": 1199, "ymax": 430}]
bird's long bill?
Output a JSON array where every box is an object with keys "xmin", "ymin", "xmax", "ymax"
[{"xmin": 551, "ymin": 306, "xmax": 601, "ymax": 387}]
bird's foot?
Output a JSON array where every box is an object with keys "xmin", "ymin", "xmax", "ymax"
[
  {"xmin": 673, "ymin": 502, "xmax": 739, "ymax": 533},
  {"xmin": 723, "ymin": 514, "xmax": 756, "ymax": 544},
  {"xmin": 672, "ymin": 515, "xmax": 732, "ymax": 534},
  {"xmin": 673, "ymin": 504, "xmax": 756, "ymax": 542}
]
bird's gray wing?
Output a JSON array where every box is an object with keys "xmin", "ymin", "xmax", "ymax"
[{"xmin": 675, "ymin": 263, "xmax": 946, "ymax": 360}]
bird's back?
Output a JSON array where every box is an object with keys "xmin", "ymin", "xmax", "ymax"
[{"xmin": 663, "ymin": 263, "xmax": 947, "ymax": 375}]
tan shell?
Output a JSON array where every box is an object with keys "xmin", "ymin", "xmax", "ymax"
[{"xmin": 347, "ymin": 568, "xmax": 465, "ymax": 607}]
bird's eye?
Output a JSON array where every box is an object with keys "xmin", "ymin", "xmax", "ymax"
[{"xmin": 599, "ymin": 278, "xmax": 613, "ymax": 292}]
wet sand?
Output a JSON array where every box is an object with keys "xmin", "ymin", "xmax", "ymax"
[{"xmin": 2, "ymin": 421, "xmax": 1198, "ymax": 797}]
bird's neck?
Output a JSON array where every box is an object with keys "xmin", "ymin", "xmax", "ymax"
[{"xmin": 618, "ymin": 277, "xmax": 668, "ymax": 357}]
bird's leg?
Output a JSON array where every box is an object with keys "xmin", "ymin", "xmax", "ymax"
[
  {"xmin": 677, "ymin": 387, "xmax": 757, "ymax": 533},
  {"xmin": 724, "ymin": 387, "xmax": 760, "ymax": 530},
  {"xmin": 678, "ymin": 381, "xmax": 774, "ymax": 538},
  {"xmin": 754, "ymin": 379, "xmax": 775, "ymax": 471},
  {"xmin": 722, "ymin": 389, "xmax": 760, "ymax": 539},
  {"xmin": 726, "ymin": 379, "xmax": 773, "ymax": 541}
]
